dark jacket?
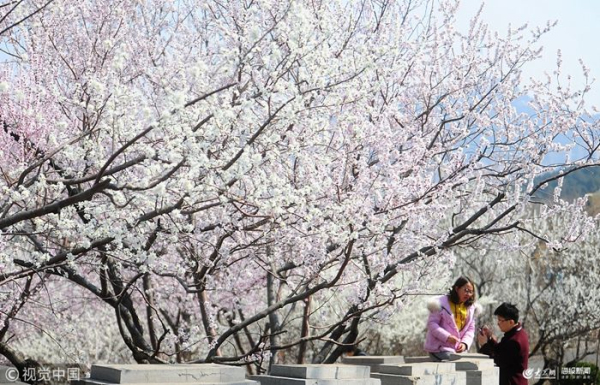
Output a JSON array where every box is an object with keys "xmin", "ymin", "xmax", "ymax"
[{"xmin": 479, "ymin": 324, "xmax": 529, "ymax": 385}]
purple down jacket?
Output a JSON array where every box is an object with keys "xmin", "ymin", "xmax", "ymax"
[{"xmin": 423, "ymin": 295, "xmax": 481, "ymax": 353}]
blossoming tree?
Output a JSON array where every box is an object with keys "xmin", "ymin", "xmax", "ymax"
[
  {"xmin": 0, "ymin": 0, "xmax": 599, "ymax": 373},
  {"xmin": 455, "ymin": 197, "xmax": 600, "ymax": 375}
]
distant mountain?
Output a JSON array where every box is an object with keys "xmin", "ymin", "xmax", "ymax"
[{"xmin": 533, "ymin": 166, "xmax": 600, "ymax": 203}]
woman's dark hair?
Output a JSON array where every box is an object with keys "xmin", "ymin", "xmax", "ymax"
[
  {"xmin": 494, "ymin": 302, "xmax": 519, "ymax": 322},
  {"xmin": 448, "ymin": 276, "xmax": 476, "ymax": 307}
]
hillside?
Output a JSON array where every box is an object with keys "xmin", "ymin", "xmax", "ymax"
[{"xmin": 533, "ymin": 166, "xmax": 600, "ymax": 204}]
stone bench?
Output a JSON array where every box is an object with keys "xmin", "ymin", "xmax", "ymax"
[
  {"xmin": 373, "ymin": 362, "xmax": 466, "ymax": 385},
  {"xmin": 343, "ymin": 354, "xmax": 498, "ymax": 385},
  {"xmin": 250, "ymin": 364, "xmax": 380, "ymax": 385},
  {"xmin": 72, "ymin": 364, "xmax": 258, "ymax": 385},
  {"xmin": 342, "ymin": 356, "xmax": 405, "ymax": 366},
  {"xmin": 445, "ymin": 354, "xmax": 498, "ymax": 385}
]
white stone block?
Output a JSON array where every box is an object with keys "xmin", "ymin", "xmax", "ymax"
[
  {"xmin": 376, "ymin": 362, "xmax": 456, "ymax": 376},
  {"xmin": 341, "ymin": 356, "xmax": 405, "ymax": 366},
  {"xmin": 373, "ymin": 372, "xmax": 466, "ymax": 385},
  {"xmin": 452, "ymin": 360, "xmax": 495, "ymax": 371},
  {"xmin": 89, "ymin": 364, "xmax": 250, "ymax": 384},
  {"xmin": 462, "ymin": 369, "xmax": 498, "ymax": 385},
  {"xmin": 250, "ymin": 375, "xmax": 379, "ymax": 385},
  {"xmin": 78, "ymin": 380, "xmax": 258, "ymax": 385},
  {"xmin": 448, "ymin": 353, "xmax": 490, "ymax": 361},
  {"xmin": 270, "ymin": 364, "xmax": 370, "ymax": 379}
]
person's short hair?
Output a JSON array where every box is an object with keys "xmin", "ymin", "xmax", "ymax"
[
  {"xmin": 342, "ymin": 345, "xmax": 366, "ymax": 356},
  {"xmin": 494, "ymin": 302, "xmax": 519, "ymax": 322},
  {"xmin": 448, "ymin": 276, "xmax": 476, "ymax": 307}
]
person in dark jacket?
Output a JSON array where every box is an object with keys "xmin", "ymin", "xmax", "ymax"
[{"xmin": 478, "ymin": 303, "xmax": 529, "ymax": 385}]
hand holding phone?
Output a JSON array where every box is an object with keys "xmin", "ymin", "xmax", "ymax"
[
  {"xmin": 480, "ymin": 325, "xmax": 492, "ymax": 337},
  {"xmin": 476, "ymin": 330, "xmax": 488, "ymax": 345}
]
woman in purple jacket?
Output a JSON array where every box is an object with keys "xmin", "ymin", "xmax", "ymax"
[{"xmin": 424, "ymin": 276, "xmax": 481, "ymax": 361}]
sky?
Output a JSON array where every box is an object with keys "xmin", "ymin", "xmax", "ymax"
[{"xmin": 455, "ymin": 0, "xmax": 600, "ymax": 109}]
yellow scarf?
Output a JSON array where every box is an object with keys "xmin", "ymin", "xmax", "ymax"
[{"xmin": 452, "ymin": 302, "xmax": 468, "ymax": 331}]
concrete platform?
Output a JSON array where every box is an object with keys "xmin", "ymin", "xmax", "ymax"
[
  {"xmin": 270, "ymin": 364, "xmax": 370, "ymax": 379},
  {"xmin": 376, "ymin": 362, "xmax": 456, "ymax": 376},
  {"xmin": 75, "ymin": 364, "xmax": 258, "ymax": 385},
  {"xmin": 373, "ymin": 372, "xmax": 466, "ymax": 385},
  {"xmin": 250, "ymin": 375, "xmax": 380, "ymax": 385},
  {"xmin": 366, "ymin": 355, "xmax": 497, "ymax": 385},
  {"xmin": 341, "ymin": 356, "xmax": 405, "ymax": 366},
  {"xmin": 250, "ymin": 364, "xmax": 379, "ymax": 385}
]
